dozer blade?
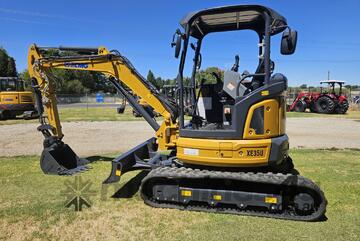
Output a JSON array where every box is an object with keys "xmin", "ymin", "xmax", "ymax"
[
  {"xmin": 40, "ymin": 143, "xmax": 90, "ymax": 175},
  {"xmin": 103, "ymin": 138, "xmax": 156, "ymax": 184}
]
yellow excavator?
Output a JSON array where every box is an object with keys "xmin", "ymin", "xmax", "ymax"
[
  {"xmin": 28, "ymin": 4, "xmax": 326, "ymax": 221},
  {"xmin": 0, "ymin": 77, "xmax": 37, "ymax": 120}
]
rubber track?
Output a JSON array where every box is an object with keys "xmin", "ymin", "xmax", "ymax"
[{"xmin": 140, "ymin": 166, "xmax": 327, "ymax": 221}]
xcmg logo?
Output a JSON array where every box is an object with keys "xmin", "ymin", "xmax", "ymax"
[{"xmin": 64, "ymin": 62, "xmax": 88, "ymax": 69}]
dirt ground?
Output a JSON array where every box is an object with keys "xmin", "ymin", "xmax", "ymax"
[{"xmin": 0, "ymin": 117, "xmax": 359, "ymax": 157}]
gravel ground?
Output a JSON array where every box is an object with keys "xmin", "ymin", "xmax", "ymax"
[{"xmin": 0, "ymin": 118, "xmax": 359, "ymax": 157}]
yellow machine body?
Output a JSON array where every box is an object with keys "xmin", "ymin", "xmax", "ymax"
[
  {"xmin": 0, "ymin": 77, "xmax": 36, "ymax": 119},
  {"xmin": 0, "ymin": 91, "xmax": 34, "ymax": 105},
  {"xmin": 177, "ymin": 98, "xmax": 286, "ymax": 167},
  {"xmin": 177, "ymin": 137, "xmax": 272, "ymax": 167}
]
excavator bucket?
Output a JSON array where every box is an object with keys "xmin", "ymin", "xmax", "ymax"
[{"xmin": 40, "ymin": 143, "xmax": 90, "ymax": 175}]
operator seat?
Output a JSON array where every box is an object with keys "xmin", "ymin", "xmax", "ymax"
[{"xmin": 199, "ymin": 78, "xmax": 223, "ymax": 124}]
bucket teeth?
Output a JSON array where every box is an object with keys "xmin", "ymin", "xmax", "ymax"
[{"xmin": 58, "ymin": 165, "xmax": 91, "ymax": 175}]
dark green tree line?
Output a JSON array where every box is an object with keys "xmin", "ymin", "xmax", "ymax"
[{"xmin": 0, "ymin": 48, "xmax": 17, "ymax": 77}]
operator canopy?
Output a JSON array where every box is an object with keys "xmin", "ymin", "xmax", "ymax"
[{"xmin": 180, "ymin": 5, "xmax": 287, "ymax": 38}]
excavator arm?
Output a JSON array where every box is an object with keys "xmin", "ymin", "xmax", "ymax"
[
  {"xmin": 28, "ymin": 44, "xmax": 178, "ymax": 149},
  {"xmin": 28, "ymin": 44, "xmax": 178, "ymax": 176}
]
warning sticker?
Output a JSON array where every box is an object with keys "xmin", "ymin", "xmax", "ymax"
[
  {"xmin": 226, "ymin": 82, "xmax": 235, "ymax": 91},
  {"xmin": 184, "ymin": 148, "xmax": 199, "ymax": 156}
]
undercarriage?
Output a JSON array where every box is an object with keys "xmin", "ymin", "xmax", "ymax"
[{"xmin": 141, "ymin": 167, "xmax": 326, "ymax": 221}]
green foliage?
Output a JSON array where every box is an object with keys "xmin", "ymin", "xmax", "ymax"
[
  {"xmin": 196, "ymin": 67, "xmax": 224, "ymax": 85},
  {"xmin": 147, "ymin": 70, "xmax": 165, "ymax": 90},
  {"xmin": 147, "ymin": 70, "xmax": 155, "ymax": 84},
  {"xmin": 6, "ymin": 57, "xmax": 17, "ymax": 77},
  {"xmin": 165, "ymin": 78, "xmax": 176, "ymax": 85},
  {"xmin": 59, "ymin": 79, "xmax": 89, "ymax": 94},
  {"xmin": 183, "ymin": 77, "xmax": 191, "ymax": 86},
  {"xmin": 50, "ymin": 69, "xmax": 115, "ymax": 94},
  {"xmin": 18, "ymin": 69, "xmax": 32, "ymax": 91},
  {"xmin": 345, "ymin": 85, "xmax": 360, "ymax": 91},
  {"xmin": 19, "ymin": 69, "xmax": 30, "ymax": 82},
  {"xmin": 0, "ymin": 48, "xmax": 17, "ymax": 77}
]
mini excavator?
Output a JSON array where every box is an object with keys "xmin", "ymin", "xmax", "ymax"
[
  {"xmin": 0, "ymin": 77, "xmax": 37, "ymax": 120},
  {"xmin": 28, "ymin": 5, "xmax": 327, "ymax": 221}
]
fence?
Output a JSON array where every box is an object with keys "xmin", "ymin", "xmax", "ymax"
[
  {"xmin": 57, "ymin": 93, "xmax": 124, "ymax": 104},
  {"xmin": 57, "ymin": 89, "xmax": 360, "ymax": 107}
]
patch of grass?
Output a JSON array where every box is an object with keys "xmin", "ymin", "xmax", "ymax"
[
  {"xmin": 58, "ymin": 107, "xmax": 139, "ymax": 122},
  {"xmin": 0, "ymin": 149, "xmax": 359, "ymax": 240},
  {"xmin": 287, "ymin": 110, "xmax": 360, "ymax": 119},
  {"xmin": 0, "ymin": 107, "xmax": 142, "ymax": 125}
]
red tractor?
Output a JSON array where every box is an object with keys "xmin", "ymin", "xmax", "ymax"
[{"xmin": 289, "ymin": 80, "xmax": 349, "ymax": 114}]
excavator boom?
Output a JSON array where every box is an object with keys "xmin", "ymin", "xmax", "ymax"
[
  {"xmin": 28, "ymin": 44, "xmax": 178, "ymax": 175},
  {"xmin": 28, "ymin": 45, "xmax": 178, "ymax": 146}
]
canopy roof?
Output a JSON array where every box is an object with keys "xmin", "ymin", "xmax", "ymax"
[
  {"xmin": 180, "ymin": 5, "xmax": 287, "ymax": 39},
  {"xmin": 320, "ymin": 80, "xmax": 345, "ymax": 84}
]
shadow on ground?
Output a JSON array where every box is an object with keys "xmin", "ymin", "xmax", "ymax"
[
  {"xmin": 86, "ymin": 155, "xmax": 148, "ymax": 199},
  {"xmin": 86, "ymin": 156, "xmax": 114, "ymax": 162},
  {"xmin": 112, "ymin": 171, "xmax": 148, "ymax": 198}
]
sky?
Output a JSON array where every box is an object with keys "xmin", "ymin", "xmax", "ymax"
[{"xmin": 0, "ymin": 0, "xmax": 359, "ymax": 86}]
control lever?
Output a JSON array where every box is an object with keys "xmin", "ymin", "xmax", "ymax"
[{"xmin": 231, "ymin": 55, "xmax": 239, "ymax": 72}]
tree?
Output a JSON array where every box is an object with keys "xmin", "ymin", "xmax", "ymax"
[
  {"xmin": 146, "ymin": 70, "xmax": 165, "ymax": 90},
  {"xmin": 196, "ymin": 67, "xmax": 224, "ymax": 85},
  {"xmin": 155, "ymin": 77, "xmax": 164, "ymax": 89},
  {"xmin": 50, "ymin": 69, "xmax": 115, "ymax": 94},
  {"xmin": 0, "ymin": 48, "xmax": 18, "ymax": 77},
  {"xmin": 165, "ymin": 78, "xmax": 176, "ymax": 85},
  {"xmin": 0, "ymin": 48, "xmax": 9, "ymax": 77},
  {"xmin": 299, "ymin": 84, "xmax": 307, "ymax": 89},
  {"xmin": 183, "ymin": 77, "xmax": 191, "ymax": 86},
  {"xmin": 7, "ymin": 57, "xmax": 17, "ymax": 77},
  {"xmin": 19, "ymin": 69, "xmax": 30, "ymax": 82},
  {"xmin": 19, "ymin": 69, "xmax": 33, "ymax": 91},
  {"xmin": 59, "ymin": 79, "xmax": 89, "ymax": 94},
  {"xmin": 147, "ymin": 70, "xmax": 156, "ymax": 86}
]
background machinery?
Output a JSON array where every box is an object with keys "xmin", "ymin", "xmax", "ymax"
[
  {"xmin": 28, "ymin": 5, "xmax": 326, "ymax": 221},
  {"xmin": 162, "ymin": 85, "xmax": 194, "ymax": 115},
  {"xmin": 0, "ymin": 77, "xmax": 37, "ymax": 120},
  {"xmin": 290, "ymin": 80, "xmax": 349, "ymax": 114},
  {"xmin": 132, "ymin": 85, "xmax": 193, "ymax": 117}
]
